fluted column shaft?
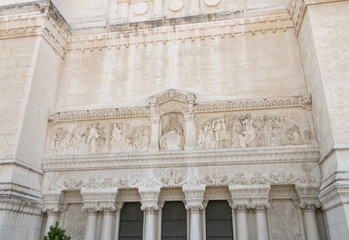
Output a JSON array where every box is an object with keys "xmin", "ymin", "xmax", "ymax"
[
  {"xmin": 101, "ymin": 211, "xmax": 114, "ymax": 240},
  {"xmin": 255, "ymin": 208, "xmax": 269, "ymax": 240},
  {"xmin": 144, "ymin": 210, "xmax": 157, "ymax": 240},
  {"xmin": 189, "ymin": 208, "xmax": 202, "ymax": 240},
  {"xmin": 84, "ymin": 211, "xmax": 97, "ymax": 240},
  {"xmin": 113, "ymin": 203, "xmax": 124, "ymax": 240},
  {"xmin": 236, "ymin": 208, "xmax": 248, "ymax": 240},
  {"xmin": 44, "ymin": 211, "xmax": 59, "ymax": 235},
  {"xmin": 303, "ymin": 208, "xmax": 320, "ymax": 240}
]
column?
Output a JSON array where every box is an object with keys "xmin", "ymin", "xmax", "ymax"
[
  {"xmin": 255, "ymin": 204, "xmax": 270, "ymax": 240},
  {"xmin": 183, "ymin": 184, "xmax": 205, "ymax": 240},
  {"xmin": 42, "ymin": 190, "xmax": 64, "ymax": 235},
  {"xmin": 303, "ymin": 207, "xmax": 321, "ymax": 240},
  {"xmin": 296, "ymin": 185, "xmax": 321, "ymax": 240},
  {"xmin": 100, "ymin": 208, "xmax": 115, "ymax": 240},
  {"xmin": 234, "ymin": 205, "xmax": 249, "ymax": 240},
  {"xmin": 81, "ymin": 187, "xmax": 119, "ymax": 240},
  {"xmin": 44, "ymin": 209, "xmax": 60, "ymax": 234},
  {"xmin": 157, "ymin": 201, "xmax": 165, "ymax": 240},
  {"xmin": 229, "ymin": 185, "xmax": 271, "ymax": 240},
  {"xmin": 113, "ymin": 202, "xmax": 124, "ymax": 240},
  {"xmin": 151, "ymin": 0, "xmax": 163, "ymax": 19},
  {"xmin": 138, "ymin": 186, "xmax": 161, "ymax": 240},
  {"xmin": 83, "ymin": 207, "xmax": 98, "ymax": 240}
]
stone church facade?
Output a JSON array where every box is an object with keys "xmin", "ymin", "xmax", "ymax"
[{"xmin": 0, "ymin": 0, "xmax": 348, "ymax": 240}]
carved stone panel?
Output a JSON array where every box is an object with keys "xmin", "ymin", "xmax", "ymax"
[
  {"xmin": 194, "ymin": 110, "xmax": 315, "ymax": 149},
  {"xmin": 46, "ymin": 118, "xmax": 151, "ymax": 155},
  {"xmin": 63, "ymin": 203, "xmax": 87, "ymax": 240},
  {"xmin": 159, "ymin": 113, "xmax": 185, "ymax": 150},
  {"xmin": 269, "ymin": 199, "xmax": 301, "ymax": 240}
]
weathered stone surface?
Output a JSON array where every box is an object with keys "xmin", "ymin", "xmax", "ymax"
[{"xmin": 0, "ymin": 0, "xmax": 348, "ymax": 239}]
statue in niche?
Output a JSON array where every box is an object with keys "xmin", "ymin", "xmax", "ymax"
[
  {"xmin": 111, "ymin": 123, "xmax": 122, "ymax": 152},
  {"xmin": 160, "ymin": 113, "xmax": 185, "ymax": 150}
]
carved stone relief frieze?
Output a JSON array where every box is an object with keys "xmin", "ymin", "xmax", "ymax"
[
  {"xmin": 194, "ymin": 111, "xmax": 314, "ymax": 149},
  {"xmin": 46, "ymin": 118, "xmax": 151, "ymax": 155}
]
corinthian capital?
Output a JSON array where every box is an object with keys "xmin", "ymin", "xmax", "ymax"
[
  {"xmin": 229, "ymin": 184, "xmax": 271, "ymax": 210},
  {"xmin": 81, "ymin": 187, "xmax": 118, "ymax": 213},
  {"xmin": 138, "ymin": 186, "xmax": 161, "ymax": 213},
  {"xmin": 183, "ymin": 184, "xmax": 205, "ymax": 213},
  {"xmin": 42, "ymin": 190, "xmax": 64, "ymax": 215},
  {"xmin": 295, "ymin": 184, "xmax": 321, "ymax": 210}
]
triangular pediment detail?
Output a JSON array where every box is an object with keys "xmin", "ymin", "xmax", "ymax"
[{"xmin": 149, "ymin": 89, "xmax": 196, "ymax": 105}]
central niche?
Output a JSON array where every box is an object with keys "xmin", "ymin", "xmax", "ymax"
[{"xmin": 160, "ymin": 112, "xmax": 185, "ymax": 150}]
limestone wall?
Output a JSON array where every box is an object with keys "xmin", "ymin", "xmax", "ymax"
[{"xmin": 56, "ymin": 30, "xmax": 306, "ymax": 111}]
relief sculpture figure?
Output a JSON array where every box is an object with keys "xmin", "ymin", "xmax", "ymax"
[
  {"xmin": 195, "ymin": 112, "xmax": 310, "ymax": 149},
  {"xmin": 111, "ymin": 123, "xmax": 122, "ymax": 152},
  {"xmin": 87, "ymin": 123, "xmax": 100, "ymax": 153},
  {"xmin": 160, "ymin": 113, "xmax": 184, "ymax": 150}
]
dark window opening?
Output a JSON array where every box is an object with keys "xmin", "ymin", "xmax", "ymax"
[
  {"xmin": 206, "ymin": 200, "xmax": 233, "ymax": 240},
  {"xmin": 119, "ymin": 202, "xmax": 143, "ymax": 240},
  {"xmin": 161, "ymin": 201, "xmax": 187, "ymax": 240}
]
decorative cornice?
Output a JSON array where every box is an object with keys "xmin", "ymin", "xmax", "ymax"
[
  {"xmin": 195, "ymin": 95, "xmax": 312, "ymax": 113},
  {"xmin": 42, "ymin": 145, "xmax": 319, "ymax": 172},
  {"xmin": 319, "ymin": 183, "xmax": 349, "ymax": 211},
  {"xmin": 0, "ymin": 195, "xmax": 43, "ymax": 215},
  {"xmin": 48, "ymin": 95, "xmax": 311, "ymax": 123},
  {"xmin": 0, "ymin": 1, "xmax": 70, "ymax": 58},
  {"xmin": 49, "ymin": 106, "xmax": 150, "ymax": 123},
  {"xmin": 288, "ymin": 0, "xmax": 347, "ymax": 36},
  {"xmin": 0, "ymin": 159, "xmax": 43, "ymax": 174},
  {"xmin": 68, "ymin": 12, "xmax": 293, "ymax": 52}
]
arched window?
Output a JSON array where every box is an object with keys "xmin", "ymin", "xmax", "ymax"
[
  {"xmin": 206, "ymin": 200, "xmax": 233, "ymax": 240},
  {"xmin": 161, "ymin": 201, "xmax": 187, "ymax": 240},
  {"xmin": 119, "ymin": 202, "xmax": 143, "ymax": 240}
]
